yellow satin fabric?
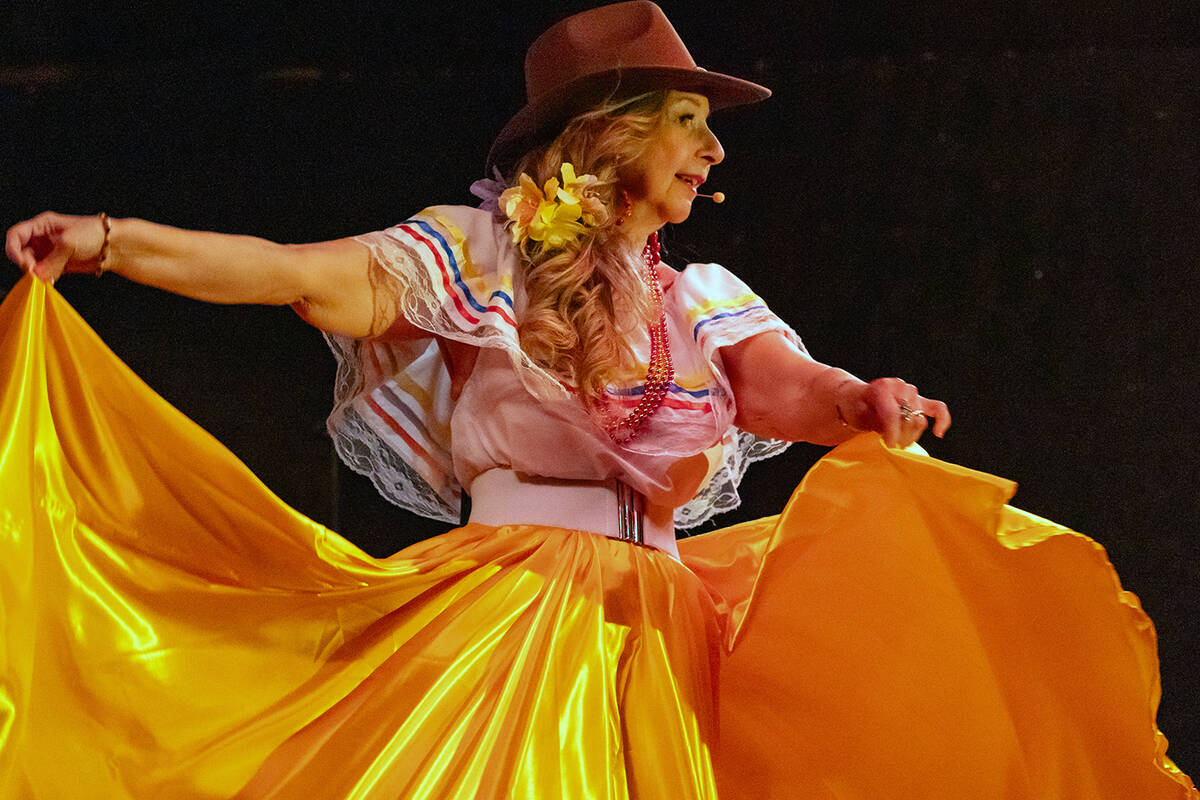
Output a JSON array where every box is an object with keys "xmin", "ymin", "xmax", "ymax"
[{"xmin": 0, "ymin": 275, "xmax": 1194, "ymax": 799}]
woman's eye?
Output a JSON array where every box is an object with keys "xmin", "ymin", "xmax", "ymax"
[{"xmin": 678, "ymin": 113, "xmax": 695, "ymax": 124}]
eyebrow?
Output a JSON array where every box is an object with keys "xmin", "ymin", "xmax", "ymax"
[{"xmin": 670, "ymin": 95, "xmax": 707, "ymax": 111}]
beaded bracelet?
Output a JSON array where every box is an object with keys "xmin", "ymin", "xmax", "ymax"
[{"xmin": 94, "ymin": 212, "xmax": 111, "ymax": 275}]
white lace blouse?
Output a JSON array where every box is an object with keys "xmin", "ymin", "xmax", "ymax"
[{"xmin": 324, "ymin": 205, "xmax": 802, "ymax": 529}]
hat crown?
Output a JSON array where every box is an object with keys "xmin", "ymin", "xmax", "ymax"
[
  {"xmin": 486, "ymin": 2, "xmax": 769, "ymax": 172},
  {"xmin": 524, "ymin": 1, "xmax": 696, "ymax": 105}
]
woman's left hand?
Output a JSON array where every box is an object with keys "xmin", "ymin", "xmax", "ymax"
[{"xmin": 838, "ymin": 377, "xmax": 951, "ymax": 448}]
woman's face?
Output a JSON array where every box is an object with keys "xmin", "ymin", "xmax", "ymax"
[{"xmin": 621, "ymin": 90, "xmax": 725, "ymax": 237}]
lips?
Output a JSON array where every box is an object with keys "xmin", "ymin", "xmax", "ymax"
[{"xmin": 675, "ymin": 173, "xmax": 705, "ymax": 189}]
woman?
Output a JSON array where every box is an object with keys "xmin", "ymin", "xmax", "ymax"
[{"xmin": 1, "ymin": 3, "xmax": 1193, "ymax": 798}]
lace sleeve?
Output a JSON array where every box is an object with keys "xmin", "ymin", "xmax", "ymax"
[
  {"xmin": 324, "ymin": 205, "xmax": 559, "ymax": 523},
  {"xmin": 667, "ymin": 262, "xmax": 805, "ymax": 529},
  {"xmin": 324, "ymin": 330, "xmax": 461, "ymax": 523},
  {"xmin": 675, "ymin": 431, "xmax": 793, "ymax": 529}
]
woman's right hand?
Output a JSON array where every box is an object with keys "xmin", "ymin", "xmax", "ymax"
[{"xmin": 5, "ymin": 211, "xmax": 107, "ymax": 281}]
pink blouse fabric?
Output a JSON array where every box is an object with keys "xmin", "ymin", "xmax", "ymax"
[{"xmin": 324, "ymin": 205, "xmax": 802, "ymax": 528}]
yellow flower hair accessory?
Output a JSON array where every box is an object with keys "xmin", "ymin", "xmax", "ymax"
[{"xmin": 500, "ymin": 162, "xmax": 605, "ymax": 250}]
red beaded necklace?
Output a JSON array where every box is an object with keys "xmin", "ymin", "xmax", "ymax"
[{"xmin": 601, "ymin": 233, "xmax": 674, "ymax": 444}]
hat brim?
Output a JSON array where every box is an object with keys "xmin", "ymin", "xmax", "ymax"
[{"xmin": 486, "ymin": 66, "xmax": 770, "ymax": 173}]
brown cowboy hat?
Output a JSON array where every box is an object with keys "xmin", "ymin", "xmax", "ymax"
[{"xmin": 486, "ymin": 1, "xmax": 771, "ymax": 172}]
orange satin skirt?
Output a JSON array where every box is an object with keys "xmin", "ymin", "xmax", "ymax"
[{"xmin": 0, "ymin": 276, "xmax": 1194, "ymax": 799}]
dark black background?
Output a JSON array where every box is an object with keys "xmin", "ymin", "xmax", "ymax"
[{"xmin": 2, "ymin": 0, "xmax": 1197, "ymax": 777}]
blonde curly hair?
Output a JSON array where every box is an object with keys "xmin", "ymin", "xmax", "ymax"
[{"xmin": 507, "ymin": 91, "xmax": 670, "ymax": 406}]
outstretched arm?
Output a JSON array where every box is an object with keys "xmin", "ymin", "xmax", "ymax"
[
  {"xmin": 720, "ymin": 331, "xmax": 951, "ymax": 448},
  {"xmin": 5, "ymin": 211, "xmax": 418, "ymax": 340}
]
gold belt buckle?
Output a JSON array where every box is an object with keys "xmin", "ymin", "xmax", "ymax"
[{"xmin": 615, "ymin": 480, "xmax": 645, "ymax": 544}]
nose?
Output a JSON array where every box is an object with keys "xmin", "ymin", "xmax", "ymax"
[{"xmin": 699, "ymin": 125, "xmax": 725, "ymax": 165}]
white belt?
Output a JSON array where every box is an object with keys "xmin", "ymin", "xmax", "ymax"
[{"xmin": 467, "ymin": 468, "xmax": 678, "ymax": 557}]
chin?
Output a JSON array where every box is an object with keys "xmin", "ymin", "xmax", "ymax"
[{"xmin": 667, "ymin": 203, "xmax": 695, "ymax": 225}]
